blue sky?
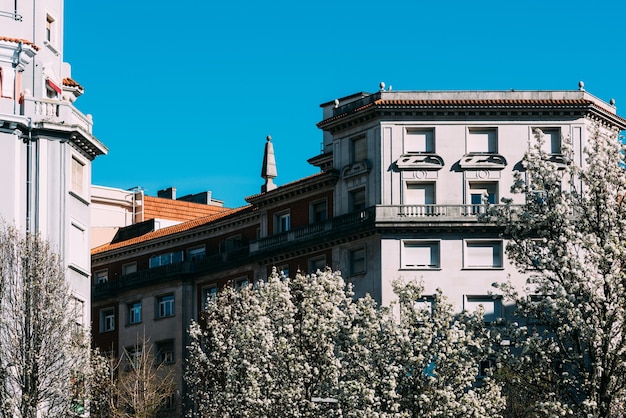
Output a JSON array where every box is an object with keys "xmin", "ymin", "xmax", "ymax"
[{"xmin": 64, "ymin": 0, "xmax": 626, "ymax": 208}]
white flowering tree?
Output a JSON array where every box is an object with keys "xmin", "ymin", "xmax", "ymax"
[
  {"xmin": 0, "ymin": 226, "xmax": 89, "ymax": 418},
  {"xmin": 488, "ymin": 127, "xmax": 626, "ymax": 417},
  {"xmin": 186, "ymin": 269, "xmax": 505, "ymax": 417}
]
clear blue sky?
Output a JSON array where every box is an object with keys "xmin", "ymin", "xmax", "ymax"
[{"xmin": 64, "ymin": 0, "xmax": 626, "ymax": 208}]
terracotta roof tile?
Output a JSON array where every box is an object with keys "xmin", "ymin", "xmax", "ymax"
[
  {"xmin": 62, "ymin": 77, "xmax": 82, "ymax": 89},
  {"xmin": 91, "ymin": 206, "xmax": 251, "ymax": 255},
  {"xmin": 0, "ymin": 36, "xmax": 39, "ymax": 51},
  {"xmin": 143, "ymin": 196, "xmax": 229, "ymax": 222}
]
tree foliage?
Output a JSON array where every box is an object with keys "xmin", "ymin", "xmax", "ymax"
[
  {"xmin": 186, "ymin": 268, "xmax": 504, "ymax": 417},
  {"xmin": 0, "ymin": 226, "xmax": 88, "ymax": 418},
  {"xmin": 487, "ymin": 126, "xmax": 626, "ymax": 417}
]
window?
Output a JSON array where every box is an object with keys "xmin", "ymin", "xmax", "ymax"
[
  {"xmin": 156, "ymin": 340, "xmax": 175, "ymax": 365},
  {"xmin": 350, "ymin": 247, "xmax": 366, "ymax": 275},
  {"xmin": 100, "ymin": 308, "xmax": 115, "ymax": 332},
  {"xmin": 69, "ymin": 221, "xmax": 87, "ymax": 268},
  {"xmin": 465, "ymin": 296, "xmax": 502, "ymax": 322},
  {"xmin": 277, "ymin": 264, "xmax": 290, "ymax": 279},
  {"xmin": 275, "ymin": 212, "xmax": 290, "ymax": 233},
  {"xmin": 149, "ymin": 251, "xmax": 183, "ymax": 268},
  {"xmin": 350, "ymin": 188, "xmax": 366, "ymax": 211},
  {"xmin": 221, "ymin": 235, "xmax": 244, "ymax": 252},
  {"xmin": 94, "ymin": 269, "xmax": 108, "ymax": 284},
  {"xmin": 235, "ymin": 277, "xmax": 249, "ymax": 289},
  {"xmin": 464, "ymin": 240, "xmax": 503, "ymax": 269},
  {"xmin": 405, "ymin": 128, "xmax": 434, "ymax": 153},
  {"xmin": 414, "ymin": 296, "xmax": 435, "ymax": 314},
  {"xmin": 309, "ymin": 255, "xmax": 327, "ymax": 273},
  {"xmin": 310, "ymin": 200, "xmax": 328, "ymax": 223},
  {"xmin": 201, "ymin": 286, "xmax": 218, "ymax": 308},
  {"xmin": 122, "ymin": 262, "xmax": 137, "ymax": 275},
  {"xmin": 537, "ymin": 128, "xmax": 561, "ymax": 154},
  {"xmin": 467, "ymin": 128, "xmax": 497, "ymax": 154},
  {"xmin": 157, "ymin": 294, "xmax": 175, "ymax": 318},
  {"xmin": 351, "ymin": 136, "xmax": 367, "ymax": 163},
  {"xmin": 126, "ymin": 346, "xmax": 142, "ymax": 369},
  {"xmin": 478, "ymin": 359, "xmax": 495, "ymax": 378},
  {"xmin": 187, "ymin": 246, "xmax": 206, "ymax": 262},
  {"xmin": 404, "ymin": 183, "xmax": 435, "ymax": 205},
  {"xmin": 128, "ymin": 301, "xmax": 142, "ymax": 325},
  {"xmin": 402, "ymin": 241, "xmax": 440, "ymax": 269},
  {"xmin": 45, "ymin": 14, "xmax": 55, "ymax": 42},
  {"xmin": 468, "ymin": 182, "xmax": 498, "ymax": 214},
  {"xmin": 71, "ymin": 157, "xmax": 85, "ymax": 196}
]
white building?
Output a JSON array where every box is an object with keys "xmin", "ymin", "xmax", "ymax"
[
  {"xmin": 0, "ymin": 1, "xmax": 107, "ymax": 328},
  {"xmin": 315, "ymin": 84, "xmax": 626, "ymax": 315}
]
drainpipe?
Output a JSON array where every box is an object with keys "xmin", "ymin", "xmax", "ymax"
[{"xmin": 25, "ymin": 118, "xmax": 33, "ymax": 233}]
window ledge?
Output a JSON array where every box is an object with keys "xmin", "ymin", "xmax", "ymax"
[
  {"xmin": 462, "ymin": 267, "xmax": 505, "ymax": 270},
  {"xmin": 154, "ymin": 315, "xmax": 176, "ymax": 321},
  {"xmin": 400, "ymin": 267, "xmax": 442, "ymax": 271},
  {"xmin": 69, "ymin": 263, "xmax": 90, "ymax": 277},
  {"xmin": 69, "ymin": 190, "xmax": 90, "ymax": 206}
]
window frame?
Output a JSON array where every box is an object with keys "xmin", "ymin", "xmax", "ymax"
[
  {"xmin": 466, "ymin": 127, "xmax": 498, "ymax": 154},
  {"xmin": 464, "ymin": 295, "xmax": 503, "ymax": 323},
  {"xmin": 351, "ymin": 136, "xmax": 367, "ymax": 163},
  {"xmin": 94, "ymin": 269, "xmax": 108, "ymax": 284},
  {"xmin": 274, "ymin": 211, "xmax": 291, "ymax": 234},
  {"xmin": 156, "ymin": 340, "xmax": 175, "ymax": 365},
  {"xmin": 349, "ymin": 247, "xmax": 366, "ymax": 276},
  {"xmin": 401, "ymin": 240, "xmax": 441, "ymax": 269},
  {"xmin": 122, "ymin": 262, "xmax": 137, "ymax": 276},
  {"xmin": 349, "ymin": 188, "xmax": 366, "ymax": 212},
  {"xmin": 70, "ymin": 156, "xmax": 86, "ymax": 197},
  {"xmin": 201, "ymin": 285, "xmax": 218, "ymax": 309},
  {"xmin": 156, "ymin": 294, "xmax": 175, "ymax": 319},
  {"xmin": 308, "ymin": 255, "xmax": 327, "ymax": 274},
  {"xmin": 100, "ymin": 308, "xmax": 115, "ymax": 333},
  {"xmin": 187, "ymin": 245, "xmax": 206, "ymax": 262},
  {"xmin": 404, "ymin": 128, "xmax": 435, "ymax": 153},
  {"xmin": 310, "ymin": 199, "xmax": 328, "ymax": 223},
  {"xmin": 127, "ymin": 301, "xmax": 142, "ymax": 325},
  {"xmin": 463, "ymin": 239, "xmax": 504, "ymax": 269}
]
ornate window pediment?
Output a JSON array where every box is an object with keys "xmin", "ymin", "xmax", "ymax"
[
  {"xmin": 342, "ymin": 160, "xmax": 371, "ymax": 179},
  {"xmin": 460, "ymin": 153, "xmax": 507, "ymax": 170},
  {"xmin": 396, "ymin": 153, "xmax": 444, "ymax": 170}
]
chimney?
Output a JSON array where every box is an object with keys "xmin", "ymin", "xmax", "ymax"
[{"xmin": 157, "ymin": 187, "xmax": 176, "ymax": 200}]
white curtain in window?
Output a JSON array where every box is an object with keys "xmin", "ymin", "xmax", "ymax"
[
  {"xmin": 467, "ymin": 129, "xmax": 496, "ymax": 153},
  {"xmin": 405, "ymin": 129, "xmax": 433, "ymax": 153},
  {"xmin": 466, "ymin": 242, "xmax": 501, "ymax": 267},
  {"xmin": 405, "ymin": 183, "xmax": 435, "ymax": 205},
  {"xmin": 404, "ymin": 242, "xmax": 437, "ymax": 267}
]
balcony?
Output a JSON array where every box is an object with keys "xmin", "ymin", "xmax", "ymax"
[
  {"xmin": 93, "ymin": 204, "xmax": 512, "ymax": 298},
  {"xmin": 21, "ymin": 97, "xmax": 93, "ymax": 134}
]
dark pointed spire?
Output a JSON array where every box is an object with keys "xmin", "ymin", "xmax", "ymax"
[{"xmin": 261, "ymin": 135, "xmax": 277, "ymax": 193}]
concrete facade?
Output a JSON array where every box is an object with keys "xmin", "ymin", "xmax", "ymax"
[{"xmin": 0, "ymin": 1, "xmax": 107, "ymax": 332}]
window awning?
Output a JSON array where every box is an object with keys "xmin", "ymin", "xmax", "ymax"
[{"xmin": 46, "ymin": 78, "xmax": 62, "ymax": 94}]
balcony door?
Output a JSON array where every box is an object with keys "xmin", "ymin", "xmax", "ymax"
[{"xmin": 404, "ymin": 183, "xmax": 435, "ymax": 216}]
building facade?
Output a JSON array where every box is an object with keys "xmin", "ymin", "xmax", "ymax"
[
  {"xmin": 1, "ymin": 1, "xmax": 107, "ymax": 332},
  {"xmin": 91, "ymin": 85, "xmax": 626, "ymax": 416}
]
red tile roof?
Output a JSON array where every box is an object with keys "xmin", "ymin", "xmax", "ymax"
[
  {"xmin": 62, "ymin": 77, "xmax": 82, "ymax": 89},
  {"xmin": 0, "ymin": 37, "xmax": 39, "ymax": 51},
  {"xmin": 143, "ymin": 196, "xmax": 229, "ymax": 222},
  {"xmin": 91, "ymin": 206, "xmax": 251, "ymax": 255}
]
